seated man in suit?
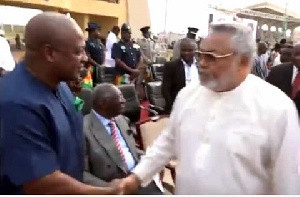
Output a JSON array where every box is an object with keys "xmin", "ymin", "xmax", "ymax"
[
  {"xmin": 162, "ymin": 38, "xmax": 199, "ymax": 113},
  {"xmin": 266, "ymin": 43, "xmax": 300, "ymax": 115},
  {"xmin": 84, "ymin": 83, "xmax": 163, "ymax": 195}
]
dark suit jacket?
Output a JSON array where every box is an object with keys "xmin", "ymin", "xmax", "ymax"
[
  {"xmin": 83, "ymin": 112, "xmax": 163, "ymax": 194},
  {"xmin": 266, "ymin": 63, "xmax": 300, "ymax": 115},
  {"xmin": 162, "ymin": 59, "xmax": 185, "ymax": 113}
]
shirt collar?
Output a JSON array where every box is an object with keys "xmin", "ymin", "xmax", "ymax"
[
  {"xmin": 92, "ymin": 109, "xmax": 111, "ymax": 126},
  {"xmin": 181, "ymin": 58, "xmax": 197, "ymax": 66},
  {"xmin": 293, "ymin": 65, "xmax": 298, "ymax": 72}
]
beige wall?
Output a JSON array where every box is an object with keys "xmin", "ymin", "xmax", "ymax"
[
  {"xmin": 0, "ymin": 0, "xmax": 129, "ymax": 33},
  {"xmin": 0, "ymin": 0, "xmax": 151, "ymax": 39},
  {"xmin": 127, "ymin": 0, "xmax": 151, "ymax": 39},
  {"xmin": 89, "ymin": 15, "xmax": 118, "ymax": 37}
]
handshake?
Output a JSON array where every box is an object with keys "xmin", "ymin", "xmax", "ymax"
[{"xmin": 108, "ymin": 174, "xmax": 141, "ymax": 195}]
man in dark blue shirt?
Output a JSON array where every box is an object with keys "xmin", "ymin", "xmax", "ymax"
[
  {"xmin": 0, "ymin": 12, "xmax": 120, "ymax": 195},
  {"xmin": 112, "ymin": 23, "xmax": 141, "ymax": 85},
  {"xmin": 85, "ymin": 22, "xmax": 105, "ymax": 86}
]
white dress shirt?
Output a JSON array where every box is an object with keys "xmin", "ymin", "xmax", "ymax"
[
  {"xmin": 0, "ymin": 36, "xmax": 15, "ymax": 71},
  {"xmin": 133, "ymin": 74, "xmax": 300, "ymax": 194},
  {"xmin": 273, "ymin": 55, "xmax": 281, "ymax": 67},
  {"xmin": 105, "ymin": 31, "xmax": 118, "ymax": 67},
  {"xmin": 292, "ymin": 65, "xmax": 298, "ymax": 84},
  {"xmin": 182, "ymin": 59, "xmax": 199, "ymax": 85}
]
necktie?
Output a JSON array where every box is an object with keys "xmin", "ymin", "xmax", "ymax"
[
  {"xmin": 292, "ymin": 71, "xmax": 300, "ymax": 99},
  {"xmin": 109, "ymin": 120, "xmax": 127, "ymax": 170}
]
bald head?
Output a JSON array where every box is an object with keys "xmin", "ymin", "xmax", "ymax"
[
  {"xmin": 25, "ymin": 12, "xmax": 83, "ymax": 52},
  {"xmin": 92, "ymin": 83, "xmax": 126, "ymax": 118},
  {"xmin": 92, "ymin": 83, "xmax": 120, "ymax": 107},
  {"xmin": 23, "ymin": 12, "xmax": 87, "ymax": 84}
]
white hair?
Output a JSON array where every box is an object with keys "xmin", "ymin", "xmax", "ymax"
[{"xmin": 210, "ymin": 22, "xmax": 256, "ymax": 65}]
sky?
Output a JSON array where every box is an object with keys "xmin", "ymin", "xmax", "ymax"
[
  {"xmin": 0, "ymin": 0, "xmax": 294, "ymax": 34},
  {"xmin": 148, "ymin": 0, "xmax": 293, "ymax": 34}
]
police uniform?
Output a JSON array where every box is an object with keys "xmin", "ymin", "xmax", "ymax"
[
  {"xmin": 138, "ymin": 26, "xmax": 156, "ymax": 63},
  {"xmin": 172, "ymin": 27, "xmax": 199, "ymax": 60},
  {"xmin": 112, "ymin": 24, "xmax": 141, "ymax": 85},
  {"xmin": 85, "ymin": 22, "xmax": 105, "ymax": 86},
  {"xmin": 136, "ymin": 26, "xmax": 155, "ymax": 100}
]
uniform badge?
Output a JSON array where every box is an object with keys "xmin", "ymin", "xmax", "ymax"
[
  {"xmin": 133, "ymin": 44, "xmax": 140, "ymax": 49},
  {"xmin": 121, "ymin": 46, "xmax": 126, "ymax": 50}
]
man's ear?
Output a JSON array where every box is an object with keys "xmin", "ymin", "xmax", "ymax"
[
  {"xmin": 240, "ymin": 55, "xmax": 250, "ymax": 67},
  {"xmin": 43, "ymin": 44, "xmax": 55, "ymax": 63}
]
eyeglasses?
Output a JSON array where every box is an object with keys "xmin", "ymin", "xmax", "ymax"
[{"xmin": 196, "ymin": 51, "xmax": 234, "ymax": 62}]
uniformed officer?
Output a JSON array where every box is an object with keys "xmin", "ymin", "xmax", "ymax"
[
  {"xmin": 138, "ymin": 26, "xmax": 156, "ymax": 63},
  {"xmin": 136, "ymin": 26, "xmax": 156, "ymax": 100},
  {"xmin": 111, "ymin": 23, "xmax": 141, "ymax": 85},
  {"xmin": 85, "ymin": 22, "xmax": 105, "ymax": 86},
  {"xmin": 172, "ymin": 27, "xmax": 198, "ymax": 60}
]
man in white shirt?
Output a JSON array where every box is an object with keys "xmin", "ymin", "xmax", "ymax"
[
  {"xmin": 105, "ymin": 26, "xmax": 120, "ymax": 67},
  {"xmin": 115, "ymin": 22, "xmax": 300, "ymax": 194},
  {"xmin": 0, "ymin": 35, "xmax": 15, "ymax": 75},
  {"xmin": 162, "ymin": 38, "xmax": 199, "ymax": 114}
]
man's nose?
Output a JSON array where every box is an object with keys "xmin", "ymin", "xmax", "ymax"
[
  {"xmin": 120, "ymin": 96, "xmax": 126, "ymax": 103},
  {"xmin": 198, "ymin": 57, "xmax": 208, "ymax": 69},
  {"xmin": 82, "ymin": 52, "xmax": 88, "ymax": 62}
]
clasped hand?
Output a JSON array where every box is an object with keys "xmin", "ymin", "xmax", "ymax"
[{"xmin": 108, "ymin": 174, "xmax": 140, "ymax": 195}]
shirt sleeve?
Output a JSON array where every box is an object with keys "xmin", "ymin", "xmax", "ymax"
[
  {"xmin": 271, "ymin": 100, "xmax": 300, "ymax": 194},
  {"xmin": 1, "ymin": 103, "xmax": 59, "ymax": 186},
  {"xmin": 105, "ymin": 33, "xmax": 114, "ymax": 52},
  {"xmin": 111, "ymin": 43, "xmax": 122, "ymax": 60},
  {"xmin": 132, "ymin": 89, "xmax": 180, "ymax": 186}
]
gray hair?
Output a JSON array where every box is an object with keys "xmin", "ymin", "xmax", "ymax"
[
  {"xmin": 92, "ymin": 83, "xmax": 117, "ymax": 106},
  {"xmin": 210, "ymin": 22, "xmax": 256, "ymax": 65}
]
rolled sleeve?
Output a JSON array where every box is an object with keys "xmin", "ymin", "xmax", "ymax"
[
  {"xmin": 111, "ymin": 43, "xmax": 122, "ymax": 60},
  {"xmin": 1, "ymin": 103, "xmax": 59, "ymax": 186}
]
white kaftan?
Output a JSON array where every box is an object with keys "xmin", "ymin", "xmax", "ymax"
[{"xmin": 133, "ymin": 74, "xmax": 300, "ymax": 194}]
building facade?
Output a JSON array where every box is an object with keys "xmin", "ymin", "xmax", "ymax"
[{"xmin": 0, "ymin": 0, "xmax": 150, "ymax": 38}]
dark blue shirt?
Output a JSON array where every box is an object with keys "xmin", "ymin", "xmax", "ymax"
[
  {"xmin": 0, "ymin": 62, "xmax": 84, "ymax": 194},
  {"xmin": 111, "ymin": 41, "xmax": 141, "ymax": 75},
  {"xmin": 86, "ymin": 38, "xmax": 104, "ymax": 65}
]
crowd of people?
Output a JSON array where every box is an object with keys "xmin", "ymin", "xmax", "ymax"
[{"xmin": 1, "ymin": 12, "xmax": 300, "ymax": 195}]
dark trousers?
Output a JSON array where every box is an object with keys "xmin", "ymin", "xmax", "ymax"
[{"xmin": 138, "ymin": 181, "xmax": 164, "ymax": 195}]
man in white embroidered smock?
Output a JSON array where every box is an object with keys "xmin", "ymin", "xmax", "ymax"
[{"xmin": 112, "ymin": 22, "xmax": 300, "ymax": 195}]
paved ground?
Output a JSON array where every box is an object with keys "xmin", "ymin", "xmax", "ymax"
[{"xmin": 10, "ymin": 43, "xmax": 25, "ymax": 62}]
